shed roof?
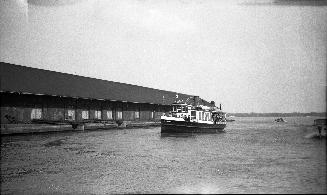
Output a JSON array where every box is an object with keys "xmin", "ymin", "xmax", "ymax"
[{"xmin": 0, "ymin": 62, "xmax": 211, "ymax": 106}]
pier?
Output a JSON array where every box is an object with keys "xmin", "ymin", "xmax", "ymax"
[{"xmin": 1, "ymin": 120, "xmax": 161, "ymax": 135}]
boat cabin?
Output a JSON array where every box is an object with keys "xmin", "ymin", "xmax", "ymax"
[{"xmin": 167, "ymin": 102, "xmax": 226, "ymax": 124}]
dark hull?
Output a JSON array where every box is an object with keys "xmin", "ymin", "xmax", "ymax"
[{"xmin": 161, "ymin": 119, "xmax": 226, "ymax": 133}]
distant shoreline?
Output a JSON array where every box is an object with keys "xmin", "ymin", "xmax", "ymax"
[{"xmin": 227, "ymin": 112, "xmax": 326, "ymax": 117}]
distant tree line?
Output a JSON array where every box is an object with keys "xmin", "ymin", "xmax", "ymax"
[{"xmin": 227, "ymin": 112, "xmax": 327, "ymax": 117}]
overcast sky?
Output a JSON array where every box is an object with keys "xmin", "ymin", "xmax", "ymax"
[{"xmin": 1, "ymin": 0, "xmax": 326, "ymax": 113}]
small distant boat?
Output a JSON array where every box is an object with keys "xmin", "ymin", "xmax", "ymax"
[
  {"xmin": 314, "ymin": 119, "xmax": 327, "ymax": 127},
  {"xmin": 161, "ymin": 101, "xmax": 227, "ymax": 134},
  {"xmin": 313, "ymin": 119, "xmax": 327, "ymax": 139},
  {"xmin": 226, "ymin": 118, "xmax": 235, "ymax": 122},
  {"xmin": 275, "ymin": 118, "xmax": 287, "ymax": 122}
]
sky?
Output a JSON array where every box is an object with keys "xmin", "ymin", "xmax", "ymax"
[{"xmin": 0, "ymin": 0, "xmax": 326, "ymax": 113}]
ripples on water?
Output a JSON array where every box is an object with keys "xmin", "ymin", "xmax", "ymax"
[{"xmin": 1, "ymin": 117, "xmax": 326, "ymax": 194}]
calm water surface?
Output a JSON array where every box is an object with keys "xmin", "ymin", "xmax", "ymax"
[{"xmin": 1, "ymin": 117, "xmax": 326, "ymax": 194}]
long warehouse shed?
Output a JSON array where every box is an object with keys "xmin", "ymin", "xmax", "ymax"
[{"xmin": 0, "ymin": 62, "xmax": 212, "ymax": 127}]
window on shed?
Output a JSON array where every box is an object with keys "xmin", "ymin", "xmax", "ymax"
[
  {"xmin": 106, "ymin": 110, "xmax": 113, "ymax": 120},
  {"xmin": 82, "ymin": 110, "xmax": 89, "ymax": 119},
  {"xmin": 117, "ymin": 111, "xmax": 123, "ymax": 120},
  {"xmin": 95, "ymin": 110, "xmax": 102, "ymax": 119},
  {"xmin": 135, "ymin": 110, "xmax": 140, "ymax": 119},
  {"xmin": 31, "ymin": 108, "xmax": 42, "ymax": 119},
  {"xmin": 151, "ymin": 111, "xmax": 154, "ymax": 119},
  {"xmin": 66, "ymin": 109, "xmax": 75, "ymax": 121}
]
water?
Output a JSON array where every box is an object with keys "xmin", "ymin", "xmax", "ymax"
[{"xmin": 1, "ymin": 117, "xmax": 326, "ymax": 194}]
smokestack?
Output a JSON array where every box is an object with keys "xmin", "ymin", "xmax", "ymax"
[
  {"xmin": 210, "ymin": 101, "xmax": 215, "ymax": 107},
  {"xmin": 219, "ymin": 103, "xmax": 222, "ymax": 110},
  {"xmin": 194, "ymin": 96, "xmax": 199, "ymax": 106}
]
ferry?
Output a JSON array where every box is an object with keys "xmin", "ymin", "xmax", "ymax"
[
  {"xmin": 275, "ymin": 118, "xmax": 287, "ymax": 122},
  {"xmin": 161, "ymin": 100, "xmax": 227, "ymax": 133}
]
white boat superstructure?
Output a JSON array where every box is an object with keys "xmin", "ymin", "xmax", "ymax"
[{"xmin": 161, "ymin": 102, "xmax": 227, "ymax": 125}]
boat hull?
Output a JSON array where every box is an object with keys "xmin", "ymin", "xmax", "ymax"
[{"xmin": 161, "ymin": 119, "xmax": 226, "ymax": 133}]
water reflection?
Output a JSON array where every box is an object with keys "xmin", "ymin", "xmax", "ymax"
[
  {"xmin": 160, "ymin": 131, "xmax": 226, "ymax": 138},
  {"xmin": 160, "ymin": 132, "xmax": 196, "ymax": 138}
]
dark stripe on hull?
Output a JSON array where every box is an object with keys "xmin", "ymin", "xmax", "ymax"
[{"xmin": 161, "ymin": 119, "xmax": 226, "ymax": 133}]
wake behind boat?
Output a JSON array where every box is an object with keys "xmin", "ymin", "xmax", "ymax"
[{"xmin": 161, "ymin": 97, "xmax": 227, "ymax": 134}]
